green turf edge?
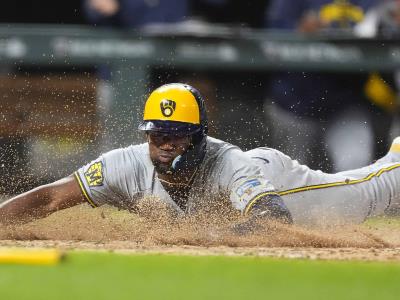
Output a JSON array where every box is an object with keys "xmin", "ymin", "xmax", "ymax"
[
  {"xmin": 364, "ymin": 216, "xmax": 400, "ymax": 227},
  {"xmin": 1, "ymin": 251, "xmax": 400, "ymax": 300}
]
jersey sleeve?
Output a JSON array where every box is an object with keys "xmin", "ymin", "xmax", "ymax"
[
  {"xmin": 217, "ymin": 148, "xmax": 278, "ymax": 215},
  {"xmin": 74, "ymin": 149, "xmax": 131, "ymax": 208}
]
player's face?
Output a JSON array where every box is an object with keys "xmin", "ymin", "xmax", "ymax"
[{"xmin": 147, "ymin": 132, "xmax": 191, "ymax": 174}]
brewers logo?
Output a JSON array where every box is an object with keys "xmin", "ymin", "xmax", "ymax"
[
  {"xmin": 160, "ymin": 99, "xmax": 176, "ymax": 117},
  {"xmin": 84, "ymin": 162, "xmax": 104, "ymax": 187}
]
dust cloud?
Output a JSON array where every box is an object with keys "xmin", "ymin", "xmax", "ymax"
[{"xmin": 0, "ymin": 197, "xmax": 393, "ymax": 249}]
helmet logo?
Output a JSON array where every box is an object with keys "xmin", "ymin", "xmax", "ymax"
[{"xmin": 160, "ymin": 99, "xmax": 176, "ymax": 117}]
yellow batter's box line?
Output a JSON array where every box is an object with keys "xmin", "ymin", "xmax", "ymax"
[
  {"xmin": 0, "ymin": 248, "xmax": 64, "ymax": 265},
  {"xmin": 278, "ymin": 163, "xmax": 400, "ymax": 196}
]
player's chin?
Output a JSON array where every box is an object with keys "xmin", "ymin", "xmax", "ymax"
[{"xmin": 152, "ymin": 159, "xmax": 173, "ymax": 175}]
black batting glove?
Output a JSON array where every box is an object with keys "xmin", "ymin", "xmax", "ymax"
[
  {"xmin": 251, "ymin": 194, "xmax": 293, "ymax": 224},
  {"xmin": 231, "ymin": 194, "xmax": 293, "ymax": 235}
]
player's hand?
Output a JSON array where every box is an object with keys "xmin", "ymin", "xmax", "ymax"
[
  {"xmin": 231, "ymin": 194, "xmax": 293, "ymax": 236},
  {"xmin": 253, "ymin": 194, "xmax": 293, "ymax": 225}
]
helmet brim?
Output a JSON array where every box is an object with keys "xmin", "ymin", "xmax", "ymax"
[{"xmin": 138, "ymin": 120, "xmax": 201, "ymax": 135}]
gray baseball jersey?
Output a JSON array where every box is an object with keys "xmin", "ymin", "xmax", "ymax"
[{"xmin": 75, "ymin": 137, "xmax": 276, "ymax": 215}]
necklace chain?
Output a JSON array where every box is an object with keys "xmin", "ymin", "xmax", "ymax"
[{"xmin": 158, "ymin": 167, "xmax": 198, "ymax": 187}]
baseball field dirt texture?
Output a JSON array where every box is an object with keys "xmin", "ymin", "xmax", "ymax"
[{"xmin": 1, "ymin": 196, "xmax": 400, "ymax": 299}]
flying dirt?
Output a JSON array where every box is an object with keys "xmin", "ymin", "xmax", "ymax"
[{"xmin": 1, "ymin": 197, "xmax": 400, "ymax": 261}]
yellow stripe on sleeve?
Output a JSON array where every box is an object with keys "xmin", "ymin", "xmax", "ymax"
[{"xmin": 74, "ymin": 172, "xmax": 97, "ymax": 208}]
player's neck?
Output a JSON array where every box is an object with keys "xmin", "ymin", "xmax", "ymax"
[{"xmin": 157, "ymin": 168, "xmax": 197, "ymax": 187}]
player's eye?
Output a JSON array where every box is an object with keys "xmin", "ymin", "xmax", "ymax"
[{"xmin": 148, "ymin": 132, "xmax": 189, "ymax": 145}]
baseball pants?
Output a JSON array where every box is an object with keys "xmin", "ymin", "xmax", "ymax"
[{"xmin": 247, "ymin": 147, "xmax": 400, "ymax": 226}]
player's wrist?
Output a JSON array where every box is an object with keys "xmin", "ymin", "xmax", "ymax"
[
  {"xmin": 231, "ymin": 195, "xmax": 293, "ymax": 236},
  {"xmin": 249, "ymin": 194, "xmax": 293, "ymax": 224}
]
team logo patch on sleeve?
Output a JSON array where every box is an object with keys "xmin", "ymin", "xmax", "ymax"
[
  {"xmin": 236, "ymin": 178, "xmax": 262, "ymax": 198},
  {"xmin": 84, "ymin": 162, "xmax": 104, "ymax": 187}
]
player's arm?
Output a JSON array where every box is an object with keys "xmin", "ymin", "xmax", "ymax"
[
  {"xmin": 0, "ymin": 175, "xmax": 85, "ymax": 225},
  {"xmin": 219, "ymin": 149, "xmax": 292, "ymax": 233}
]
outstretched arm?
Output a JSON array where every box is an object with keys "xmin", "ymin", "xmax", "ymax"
[{"xmin": 0, "ymin": 175, "xmax": 85, "ymax": 225}]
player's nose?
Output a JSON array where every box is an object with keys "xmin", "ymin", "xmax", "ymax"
[{"xmin": 158, "ymin": 138, "xmax": 176, "ymax": 150}]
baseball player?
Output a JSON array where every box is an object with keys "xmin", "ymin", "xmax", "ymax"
[
  {"xmin": 1, "ymin": 83, "xmax": 400, "ymax": 229},
  {"xmin": 0, "ymin": 83, "xmax": 292, "ymax": 228}
]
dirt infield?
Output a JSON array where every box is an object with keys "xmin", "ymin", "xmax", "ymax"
[
  {"xmin": 1, "ymin": 202, "xmax": 400, "ymax": 261},
  {"xmin": 2, "ymin": 241, "xmax": 400, "ymax": 261}
]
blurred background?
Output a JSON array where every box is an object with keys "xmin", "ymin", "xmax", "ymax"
[{"xmin": 1, "ymin": 0, "xmax": 400, "ymax": 195}]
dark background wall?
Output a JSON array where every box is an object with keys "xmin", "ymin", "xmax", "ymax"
[
  {"xmin": 0, "ymin": 0, "xmax": 86, "ymax": 24},
  {"xmin": 0, "ymin": 0, "xmax": 269, "ymax": 28}
]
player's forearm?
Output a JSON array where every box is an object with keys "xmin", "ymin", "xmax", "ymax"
[
  {"xmin": 1, "ymin": 175, "xmax": 86, "ymax": 225},
  {"xmin": 0, "ymin": 185, "xmax": 54, "ymax": 225}
]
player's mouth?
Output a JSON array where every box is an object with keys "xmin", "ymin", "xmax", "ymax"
[{"xmin": 157, "ymin": 152, "xmax": 176, "ymax": 163}]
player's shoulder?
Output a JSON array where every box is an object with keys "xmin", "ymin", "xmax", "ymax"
[
  {"xmin": 100, "ymin": 143, "xmax": 150, "ymax": 168},
  {"xmin": 103, "ymin": 143, "xmax": 148, "ymax": 157},
  {"xmin": 245, "ymin": 146, "xmax": 287, "ymax": 161},
  {"xmin": 206, "ymin": 136, "xmax": 240, "ymax": 155},
  {"xmin": 245, "ymin": 147, "xmax": 275, "ymax": 157},
  {"xmin": 205, "ymin": 136, "xmax": 250, "ymax": 165}
]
